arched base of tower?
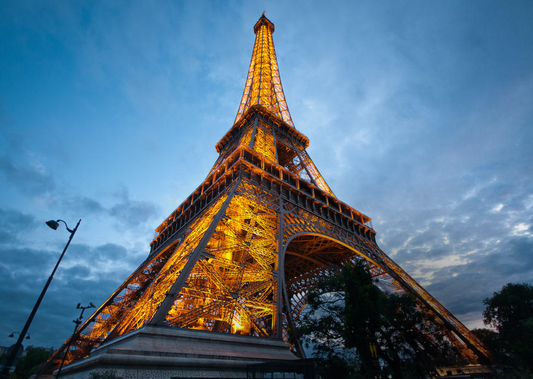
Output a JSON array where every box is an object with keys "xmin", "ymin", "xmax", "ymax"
[{"xmin": 54, "ymin": 325, "xmax": 298, "ymax": 379}]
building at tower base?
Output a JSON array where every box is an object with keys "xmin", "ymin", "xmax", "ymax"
[{"xmin": 54, "ymin": 325, "xmax": 300, "ymax": 379}]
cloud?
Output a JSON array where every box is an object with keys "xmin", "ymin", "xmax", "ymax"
[
  {"xmin": 94, "ymin": 243, "xmax": 128, "ymax": 261},
  {"xmin": 53, "ymin": 190, "xmax": 159, "ymax": 233},
  {"xmin": 62, "ymin": 264, "xmax": 91, "ymax": 281},
  {"xmin": 60, "ymin": 196, "xmax": 106, "ymax": 215},
  {"xmin": 110, "ymin": 200, "xmax": 158, "ymax": 229},
  {"xmin": 110, "ymin": 188, "xmax": 160, "ymax": 230},
  {"xmin": 0, "ymin": 239, "xmax": 144, "ymax": 349},
  {"xmin": 493, "ymin": 237, "xmax": 533, "ymax": 275},
  {"xmin": 0, "ymin": 209, "xmax": 38, "ymax": 243},
  {"xmin": 420, "ymin": 232, "xmax": 533, "ymax": 316},
  {"xmin": 366, "ymin": 136, "xmax": 533, "ymax": 322},
  {"xmin": 0, "ymin": 156, "xmax": 56, "ymax": 196},
  {"xmin": 0, "ymin": 247, "xmax": 54, "ymax": 276}
]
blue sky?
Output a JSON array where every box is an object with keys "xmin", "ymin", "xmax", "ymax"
[{"xmin": 1, "ymin": 1, "xmax": 532, "ymax": 350}]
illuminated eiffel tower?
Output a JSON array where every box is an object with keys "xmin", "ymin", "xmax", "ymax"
[{"xmin": 42, "ymin": 14, "xmax": 491, "ymax": 378}]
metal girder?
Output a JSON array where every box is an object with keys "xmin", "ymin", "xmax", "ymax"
[
  {"xmin": 40, "ymin": 14, "xmax": 493, "ymax": 376},
  {"xmin": 234, "ymin": 15, "xmax": 294, "ymax": 128}
]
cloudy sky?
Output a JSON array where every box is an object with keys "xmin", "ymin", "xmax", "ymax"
[{"xmin": 1, "ymin": 1, "xmax": 532, "ymax": 350}]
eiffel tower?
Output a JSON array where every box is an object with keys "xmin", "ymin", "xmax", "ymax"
[{"xmin": 41, "ymin": 14, "xmax": 491, "ymax": 378}]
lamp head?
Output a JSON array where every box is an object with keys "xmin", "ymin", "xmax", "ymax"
[
  {"xmin": 8, "ymin": 333, "xmax": 14, "ymax": 338},
  {"xmin": 89, "ymin": 302, "xmax": 96, "ymax": 308},
  {"xmin": 46, "ymin": 220, "xmax": 59, "ymax": 230},
  {"xmin": 25, "ymin": 334, "xmax": 30, "ymax": 340}
]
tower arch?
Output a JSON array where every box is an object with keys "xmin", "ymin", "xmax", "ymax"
[
  {"xmin": 280, "ymin": 231, "xmax": 402, "ymax": 355},
  {"xmin": 37, "ymin": 14, "xmax": 493, "ymax": 378}
]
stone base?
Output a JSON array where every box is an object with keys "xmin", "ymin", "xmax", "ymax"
[{"xmin": 56, "ymin": 325, "xmax": 299, "ymax": 379}]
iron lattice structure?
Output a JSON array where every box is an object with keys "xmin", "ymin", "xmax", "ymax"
[{"xmin": 43, "ymin": 14, "xmax": 491, "ymax": 372}]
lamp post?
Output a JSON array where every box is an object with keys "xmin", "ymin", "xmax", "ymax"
[
  {"xmin": 56, "ymin": 302, "xmax": 96, "ymax": 379},
  {"xmin": 0, "ymin": 219, "xmax": 81, "ymax": 379},
  {"xmin": 8, "ymin": 332, "xmax": 30, "ymax": 340}
]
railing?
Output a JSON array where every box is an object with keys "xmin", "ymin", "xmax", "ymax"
[{"xmin": 150, "ymin": 145, "xmax": 375, "ymax": 254}]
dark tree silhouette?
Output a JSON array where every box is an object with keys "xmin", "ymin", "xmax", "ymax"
[
  {"xmin": 483, "ymin": 283, "xmax": 533, "ymax": 372},
  {"xmin": 295, "ymin": 261, "xmax": 457, "ymax": 379},
  {"xmin": 11, "ymin": 347, "xmax": 51, "ymax": 379}
]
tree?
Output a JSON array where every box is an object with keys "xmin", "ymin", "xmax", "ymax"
[
  {"xmin": 471, "ymin": 328, "xmax": 505, "ymax": 362},
  {"xmin": 11, "ymin": 347, "xmax": 51, "ymax": 379},
  {"xmin": 377, "ymin": 292, "xmax": 458, "ymax": 378},
  {"xmin": 297, "ymin": 261, "xmax": 380, "ymax": 378},
  {"xmin": 482, "ymin": 283, "xmax": 533, "ymax": 372},
  {"xmin": 295, "ymin": 261, "xmax": 457, "ymax": 379}
]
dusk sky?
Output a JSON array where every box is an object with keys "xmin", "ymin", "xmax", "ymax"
[{"xmin": 1, "ymin": 1, "xmax": 532, "ymax": 350}]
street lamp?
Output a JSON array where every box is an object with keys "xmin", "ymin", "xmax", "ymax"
[
  {"xmin": 0, "ymin": 219, "xmax": 81, "ymax": 379},
  {"xmin": 8, "ymin": 332, "xmax": 30, "ymax": 340},
  {"xmin": 56, "ymin": 302, "xmax": 96, "ymax": 379}
]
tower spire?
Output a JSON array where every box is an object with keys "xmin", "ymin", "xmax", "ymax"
[
  {"xmin": 234, "ymin": 14, "xmax": 294, "ymax": 127},
  {"xmin": 37, "ymin": 15, "xmax": 493, "ymax": 378}
]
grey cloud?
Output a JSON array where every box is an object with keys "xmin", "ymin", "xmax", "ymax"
[
  {"xmin": 96, "ymin": 243, "xmax": 128, "ymax": 260},
  {"xmin": 0, "ymin": 208, "xmax": 38, "ymax": 233},
  {"xmin": 0, "ymin": 209, "xmax": 39, "ymax": 244},
  {"xmin": 0, "ymin": 273, "xmax": 123, "ymax": 350},
  {"xmin": 494, "ymin": 237, "xmax": 533, "ymax": 275},
  {"xmin": 61, "ymin": 196, "xmax": 106, "ymax": 215},
  {"xmin": 62, "ymin": 264, "xmax": 91, "ymax": 280},
  {"xmin": 0, "ymin": 246, "xmax": 57, "ymax": 274},
  {"xmin": 53, "ymin": 190, "xmax": 159, "ymax": 234},
  {"xmin": 423, "ymin": 235, "xmax": 533, "ymax": 316},
  {"xmin": 110, "ymin": 190, "xmax": 159, "ymax": 230},
  {"xmin": 67, "ymin": 243, "xmax": 91, "ymax": 258},
  {"xmin": 0, "ymin": 240, "xmax": 142, "ymax": 349},
  {"xmin": 429, "ymin": 276, "xmax": 489, "ymax": 315},
  {"xmin": 0, "ymin": 230, "xmax": 14, "ymax": 244},
  {"xmin": 67, "ymin": 243, "xmax": 137, "ymax": 268},
  {"xmin": 425, "ymin": 260, "xmax": 497, "ymax": 314},
  {"xmin": 0, "ymin": 156, "xmax": 56, "ymax": 196},
  {"xmin": 370, "ymin": 158, "xmax": 533, "ymax": 322},
  {"xmin": 0, "ymin": 248, "xmax": 68, "ymax": 334}
]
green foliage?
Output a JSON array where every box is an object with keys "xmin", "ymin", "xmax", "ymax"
[
  {"xmin": 482, "ymin": 283, "xmax": 533, "ymax": 372},
  {"xmin": 490, "ymin": 367, "xmax": 533, "ymax": 379},
  {"xmin": 317, "ymin": 354, "xmax": 356, "ymax": 379},
  {"xmin": 297, "ymin": 261, "xmax": 380, "ymax": 375},
  {"xmin": 296, "ymin": 261, "xmax": 457, "ymax": 379},
  {"xmin": 343, "ymin": 262, "xmax": 382, "ymax": 352},
  {"xmin": 471, "ymin": 328, "xmax": 505, "ymax": 362},
  {"xmin": 377, "ymin": 292, "xmax": 458, "ymax": 377},
  {"xmin": 11, "ymin": 347, "xmax": 51, "ymax": 379}
]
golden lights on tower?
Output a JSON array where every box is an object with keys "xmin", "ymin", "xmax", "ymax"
[
  {"xmin": 235, "ymin": 15, "xmax": 294, "ymax": 128},
  {"xmin": 40, "ymin": 14, "xmax": 494, "ymax": 373}
]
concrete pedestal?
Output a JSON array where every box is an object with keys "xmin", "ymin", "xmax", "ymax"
[{"xmin": 56, "ymin": 325, "xmax": 298, "ymax": 379}]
